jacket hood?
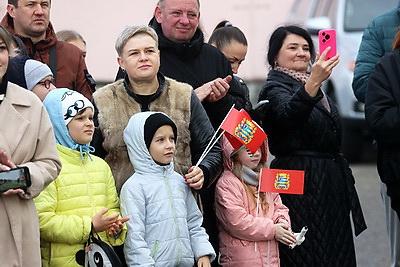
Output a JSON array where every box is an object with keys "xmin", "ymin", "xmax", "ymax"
[
  {"xmin": 149, "ymin": 16, "xmax": 204, "ymax": 59},
  {"xmin": 221, "ymin": 135, "xmax": 268, "ymax": 171},
  {"xmin": 124, "ymin": 111, "xmax": 175, "ymax": 175},
  {"xmin": 43, "ymin": 88, "xmax": 94, "ymax": 160},
  {"xmin": 1, "ymin": 13, "xmax": 57, "ymax": 48}
]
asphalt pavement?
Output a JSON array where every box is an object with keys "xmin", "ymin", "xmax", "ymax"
[{"xmin": 352, "ymin": 161, "xmax": 391, "ymax": 266}]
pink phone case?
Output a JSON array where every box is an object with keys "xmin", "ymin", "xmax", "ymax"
[{"xmin": 318, "ymin": 29, "xmax": 337, "ymax": 60}]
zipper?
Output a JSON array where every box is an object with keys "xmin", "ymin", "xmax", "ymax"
[{"xmin": 163, "ymin": 168, "xmax": 182, "ymax": 264}]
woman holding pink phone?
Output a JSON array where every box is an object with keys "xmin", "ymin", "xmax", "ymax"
[{"xmin": 257, "ymin": 25, "xmax": 366, "ymax": 266}]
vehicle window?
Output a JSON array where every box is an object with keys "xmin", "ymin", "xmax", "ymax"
[
  {"xmin": 313, "ymin": 0, "xmax": 329, "ymax": 17},
  {"xmin": 344, "ymin": 0, "xmax": 398, "ymax": 31},
  {"xmin": 288, "ymin": 0, "xmax": 315, "ymax": 22},
  {"xmin": 327, "ymin": 0, "xmax": 338, "ymax": 27}
]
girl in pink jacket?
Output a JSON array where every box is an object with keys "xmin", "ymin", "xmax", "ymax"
[{"xmin": 215, "ymin": 136, "xmax": 296, "ymax": 266}]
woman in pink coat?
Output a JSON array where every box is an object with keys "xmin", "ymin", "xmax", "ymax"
[{"xmin": 215, "ymin": 136, "xmax": 296, "ymax": 266}]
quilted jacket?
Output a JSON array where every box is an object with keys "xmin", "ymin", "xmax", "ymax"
[
  {"xmin": 258, "ymin": 70, "xmax": 366, "ymax": 267},
  {"xmin": 352, "ymin": 1, "xmax": 400, "ymax": 102},
  {"xmin": 120, "ymin": 112, "xmax": 216, "ymax": 266},
  {"xmin": 34, "ymin": 145, "xmax": 125, "ymax": 266}
]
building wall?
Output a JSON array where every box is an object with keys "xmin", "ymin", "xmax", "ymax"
[{"xmin": 1, "ymin": 0, "xmax": 295, "ymax": 83}]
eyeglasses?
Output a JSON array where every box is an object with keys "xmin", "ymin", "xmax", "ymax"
[{"xmin": 37, "ymin": 79, "xmax": 54, "ymax": 89}]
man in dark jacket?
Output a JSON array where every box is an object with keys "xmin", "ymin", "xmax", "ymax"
[
  {"xmin": 2, "ymin": 0, "xmax": 93, "ymax": 99},
  {"xmin": 116, "ymin": 0, "xmax": 246, "ymax": 130},
  {"xmin": 352, "ymin": 3, "xmax": 400, "ymax": 267}
]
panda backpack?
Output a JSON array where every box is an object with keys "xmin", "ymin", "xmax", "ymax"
[{"xmin": 76, "ymin": 231, "xmax": 122, "ymax": 267}]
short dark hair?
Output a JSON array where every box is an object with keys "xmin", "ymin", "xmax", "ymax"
[
  {"xmin": 9, "ymin": 0, "xmax": 52, "ymax": 8},
  {"xmin": 208, "ymin": 20, "xmax": 247, "ymax": 50},
  {"xmin": 267, "ymin": 25, "xmax": 315, "ymax": 67},
  {"xmin": 8, "ymin": 0, "xmax": 18, "ymax": 7}
]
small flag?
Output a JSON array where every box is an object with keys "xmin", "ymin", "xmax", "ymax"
[
  {"xmin": 221, "ymin": 108, "xmax": 267, "ymax": 154},
  {"xmin": 259, "ymin": 168, "xmax": 304, "ymax": 194}
]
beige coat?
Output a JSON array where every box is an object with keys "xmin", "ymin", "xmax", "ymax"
[{"xmin": 0, "ymin": 83, "xmax": 61, "ymax": 267}]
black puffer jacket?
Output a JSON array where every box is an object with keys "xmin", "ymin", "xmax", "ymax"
[
  {"xmin": 366, "ymin": 49, "xmax": 400, "ymax": 218},
  {"xmin": 258, "ymin": 70, "xmax": 366, "ymax": 267}
]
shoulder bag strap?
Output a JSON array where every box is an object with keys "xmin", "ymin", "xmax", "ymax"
[{"xmin": 49, "ymin": 45, "xmax": 57, "ymax": 81}]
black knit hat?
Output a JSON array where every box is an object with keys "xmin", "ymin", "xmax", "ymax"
[{"xmin": 144, "ymin": 113, "xmax": 178, "ymax": 149}]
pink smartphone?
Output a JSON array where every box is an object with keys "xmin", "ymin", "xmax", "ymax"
[{"xmin": 318, "ymin": 29, "xmax": 337, "ymax": 60}]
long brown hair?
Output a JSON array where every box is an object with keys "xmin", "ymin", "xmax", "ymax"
[{"xmin": 231, "ymin": 143, "xmax": 270, "ymax": 214}]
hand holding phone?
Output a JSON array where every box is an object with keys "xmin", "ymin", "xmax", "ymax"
[
  {"xmin": 318, "ymin": 29, "xmax": 337, "ymax": 60},
  {"xmin": 0, "ymin": 167, "xmax": 31, "ymax": 193}
]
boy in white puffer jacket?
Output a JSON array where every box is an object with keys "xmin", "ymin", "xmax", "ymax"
[{"xmin": 121, "ymin": 111, "xmax": 215, "ymax": 266}]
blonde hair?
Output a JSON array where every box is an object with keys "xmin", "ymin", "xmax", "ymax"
[
  {"xmin": 56, "ymin": 30, "xmax": 86, "ymax": 44},
  {"xmin": 231, "ymin": 148, "xmax": 269, "ymax": 214},
  {"xmin": 115, "ymin": 25, "xmax": 158, "ymax": 57}
]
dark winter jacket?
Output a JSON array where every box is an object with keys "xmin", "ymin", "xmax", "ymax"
[
  {"xmin": 258, "ymin": 70, "xmax": 366, "ymax": 267},
  {"xmin": 234, "ymin": 75, "xmax": 252, "ymax": 112},
  {"xmin": 352, "ymin": 1, "xmax": 400, "ymax": 103},
  {"xmin": 365, "ymin": 49, "xmax": 400, "ymax": 216},
  {"xmin": 1, "ymin": 14, "xmax": 93, "ymax": 100},
  {"xmin": 148, "ymin": 17, "xmax": 246, "ymax": 129}
]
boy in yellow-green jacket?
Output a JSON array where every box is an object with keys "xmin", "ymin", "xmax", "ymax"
[{"xmin": 35, "ymin": 88, "xmax": 129, "ymax": 266}]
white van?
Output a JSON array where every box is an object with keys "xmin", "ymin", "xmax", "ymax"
[{"xmin": 287, "ymin": 0, "xmax": 397, "ymax": 161}]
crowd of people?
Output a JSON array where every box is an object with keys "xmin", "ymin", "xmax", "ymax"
[{"xmin": 1, "ymin": 0, "xmax": 400, "ymax": 266}]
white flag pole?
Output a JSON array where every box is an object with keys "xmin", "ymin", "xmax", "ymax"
[
  {"xmin": 254, "ymin": 169, "xmax": 263, "ymax": 251},
  {"xmin": 194, "ymin": 104, "xmax": 235, "ymax": 168},
  {"xmin": 194, "ymin": 130, "xmax": 225, "ymax": 168}
]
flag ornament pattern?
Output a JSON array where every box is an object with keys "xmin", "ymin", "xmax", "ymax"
[
  {"xmin": 274, "ymin": 172, "xmax": 290, "ymax": 190},
  {"xmin": 221, "ymin": 108, "xmax": 267, "ymax": 154},
  {"xmin": 259, "ymin": 168, "xmax": 304, "ymax": 195},
  {"xmin": 235, "ymin": 117, "xmax": 256, "ymax": 145}
]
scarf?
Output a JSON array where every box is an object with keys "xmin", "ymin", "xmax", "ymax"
[
  {"xmin": 274, "ymin": 66, "xmax": 331, "ymax": 112},
  {"xmin": 242, "ymin": 166, "xmax": 259, "ymax": 187}
]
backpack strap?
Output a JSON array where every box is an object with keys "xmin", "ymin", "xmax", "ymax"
[{"xmin": 49, "ymin": 45, "xmax": 57, "ymax": 81}]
